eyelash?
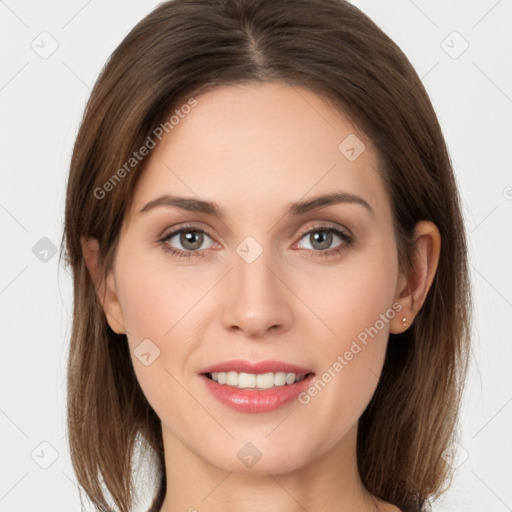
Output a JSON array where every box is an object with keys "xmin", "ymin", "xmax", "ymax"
[{"xmin": 157, "ymin": 222, "xmax": 353, "ymax": 260}]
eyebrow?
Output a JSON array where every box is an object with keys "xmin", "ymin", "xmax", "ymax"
[{"xmin": 138, "ymin": 192, "xmax": 373, "ymax": 218}]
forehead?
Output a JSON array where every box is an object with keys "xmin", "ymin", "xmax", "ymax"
[{"xmin": 127, "ymin": 82, "xmax": 387, "ymax": 222}]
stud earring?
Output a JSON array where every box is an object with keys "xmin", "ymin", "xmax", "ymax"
[{"xmin": 401, "ymin": 317, "xmax": 407, "ymax": 327}]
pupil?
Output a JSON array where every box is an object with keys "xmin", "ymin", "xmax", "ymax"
[
  {"xmin": 312, "ymin": 231, "xmax": 331, "ymax": 250},
  {"xmin": 182, "ymin": 231, "xmax": 202, "ymax": 250}
]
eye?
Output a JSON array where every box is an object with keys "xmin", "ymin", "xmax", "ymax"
[
  {"xmin": 158, "ymin": 222, "xmax": 353, "ymax": 260},
  {"xmin": 295, "ymin": 223, "xmax": 353, "ymax": 258},
  {"xmin": 159, "ymin": 224, "xmax": 215, "ymax": 258}
]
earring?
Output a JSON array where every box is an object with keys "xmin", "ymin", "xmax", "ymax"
[
  {"xmin": 106, "ymin": 324, "xmax": 117, "ymax": 335},
  {"xmin": 401, "ymin": 317, "xmax": 407, "ymax": 327}
]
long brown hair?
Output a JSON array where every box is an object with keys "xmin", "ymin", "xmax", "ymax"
[{"xmin": 60, "ymin": 1, "xmax": 472, "ymax": 511}]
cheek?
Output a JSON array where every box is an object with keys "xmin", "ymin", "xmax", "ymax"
[
  {"xmin": 305, "ymin": 241, "xmax": 398, "ymax": 346},
  {"xmin": 116, "ymin": 252, "xmax": 204, "ymax": 341},
  {"xmin": 296, "ymin": 243, "xmax": 398, "ymax": 423},
  {"xmin": 113, "ymin": 251, "xmax": 213, "ymax": 413}
]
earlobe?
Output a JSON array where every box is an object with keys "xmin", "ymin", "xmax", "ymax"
[
  {"xmin": 80, "ymin": 236, "xmax": 127, "ymax": 335},
  {"xmin": 390, "ymin": 221, "xmax": 441, "ymax": 334}
]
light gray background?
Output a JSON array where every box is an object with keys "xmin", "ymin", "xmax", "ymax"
[{"xmin": 0, "ymin": 0, "xmax": 511, "ymax": 511}]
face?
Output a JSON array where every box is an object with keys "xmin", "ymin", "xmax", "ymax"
[{"xmin": 103, "ymin": 82, "xmax": 405, "ymax": 475}]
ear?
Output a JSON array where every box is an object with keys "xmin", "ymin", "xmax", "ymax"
[
  {"xmin": 81, "ymin": 236, "xmax": 127, "ymax": 335},
  {"xmin": 390, "ymin": 220, "xmax": 441, "ymax": 334}
]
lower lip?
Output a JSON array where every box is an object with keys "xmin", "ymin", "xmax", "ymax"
[{"xmin": 201, "ymin": 373, "xmax": 315, "ymax": 413}]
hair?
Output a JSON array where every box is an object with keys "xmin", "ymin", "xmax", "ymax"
[{"xmin": 60, "ymin": 1, "xmax": 472, "ymax": 511}]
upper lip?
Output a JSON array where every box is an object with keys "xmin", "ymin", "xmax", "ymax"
[{"xmin": 199, "ymin": 359, "xmax": 314, "ymax": 375}]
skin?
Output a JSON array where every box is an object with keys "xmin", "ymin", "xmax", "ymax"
[{"xmin": 83, "ymin": 82, "xmax": 440, "ymax": 512}]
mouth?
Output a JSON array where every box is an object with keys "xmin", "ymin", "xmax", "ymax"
[
  {"xmin": 200, "ymin": 364, "xmax": 316, "ymax": 413},
  {"xmin": 199, "ymin": 359, "xmax": 315, "ymax": 390},
  {"xmin": 203, "ymin": 370, "xmax": 315, "ymax": 390}
]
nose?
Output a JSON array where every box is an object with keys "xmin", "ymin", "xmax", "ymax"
[{"xmin": 220, "ymin": 244, "xmax": 294, "ymax": 338}]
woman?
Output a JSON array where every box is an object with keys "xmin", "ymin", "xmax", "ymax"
[{"xmin": 61, "ymin": 1, "xmax": 472, "ymax": 511}]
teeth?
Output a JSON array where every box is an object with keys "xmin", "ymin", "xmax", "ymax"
[{"xmin": 209, "ymin": 371, "xmax": 308, "ymax": 389}]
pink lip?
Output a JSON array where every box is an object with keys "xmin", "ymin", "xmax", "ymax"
[
  {"xmin": 198, "ymin": 359, "xmax": 315, "ymax": 413},
  {"xmin": 201, "ymin": 373, "xmax": 315, "ymax": 413},
  {"xmin": 199, "ymin": 359, "xmax": 314, "ymax": 375}
]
